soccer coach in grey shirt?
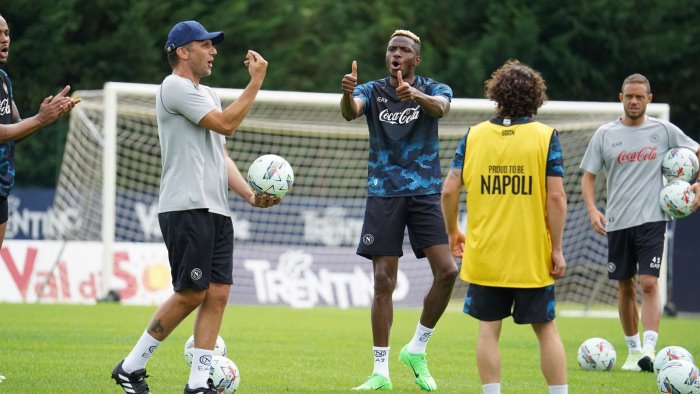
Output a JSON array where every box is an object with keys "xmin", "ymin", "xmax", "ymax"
[
  {"xmin": 112, "ymin": 20, "xmax": 279, "ymax": 394},
  {"xmin": 580, "ymin": 73, "xmax": 699, "ymax": 374}
]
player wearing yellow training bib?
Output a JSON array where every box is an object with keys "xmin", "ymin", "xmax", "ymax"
[
  {"xmin": 460, "ymin": 119, "xmax": 560, "ymax": 288},
  {"xmin": 442, "ymin": 60, "xmax": 569, "ymax": 394}
]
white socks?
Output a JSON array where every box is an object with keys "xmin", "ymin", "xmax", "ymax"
[
  {"xmin": 549, "ymin": 384, "xmax": 568, "ymax": 394},
  {"xmin": 372, "ymin": 346, "xmax": 390, "ymax": 378},
  {"xmin": 643, "ymin": 330, "xmax": 658, "ymax": 352},
  {"xmin": 369, "ymin": 322, "xmax": 434, "ymax": 380},
  {"xmin": 407, "ymin": 322, "xmax": 434, "ymax": 354},
  {"xmin": 625, "ymin": 333, "xmax": 642, "ymax": 352},
  {"xmin": 188, "ymin": 348, "xmax": 213, "ymax": 389},
  {"xmin": 123, "ymin": 330, "xmax": 161, "ymax": 373}
]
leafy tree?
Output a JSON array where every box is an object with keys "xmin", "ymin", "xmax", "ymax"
[{"xmin": 2, "ymin": 0, "xmax": 699, "ymax": 187}]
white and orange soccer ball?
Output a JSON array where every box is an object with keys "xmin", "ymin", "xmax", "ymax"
[
  {"xmin": 210, "ymin": 355, "xmax": 241, "ymax": 393},
  {"xmin": 657, "ymin": 359, "xmax": 700, "ymax": 394},
  {"xmin": 661, "ymin": 147, "xmax": 699, "ymax": 182},
  {"xmin": 576, "ymin": 337, "xmax": 616, "ymax": 371},
  {"xmin": 247, "ymin": 154, "xmax": 294, "ymax": 198},
  {"xmin": 655, "ymin": 346, "xmax": 696, "ymax": 375},
  {"xmin": 659, "ymin": 180, "xmax": 696, "ymax": 219}
]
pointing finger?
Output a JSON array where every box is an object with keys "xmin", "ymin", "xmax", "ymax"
[
  {"xmin": 397, "ymin": 70, "xmax": 404, "ymax": 86},
  {"xmin": 55, "ymin": 85, "xmax": 71, "ymax": 98},
  {"xmin": 351, "ymin": 60, "xmax": 357, "ymax": 78}
]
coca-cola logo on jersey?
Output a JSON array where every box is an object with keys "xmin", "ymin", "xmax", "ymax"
[
  {"xmin": 379, "ymin": 107, "xmax": 420, "ymax": 125},
  {"xmin": 0, "ymin": 98, "xmax": 10, "ymax": 117},
  {"xmin": 617, "ymin": 146, "xmax": 657, "ymax": 164}
]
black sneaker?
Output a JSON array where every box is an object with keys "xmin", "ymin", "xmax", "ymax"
[
  {"xmin": 638, "ymin": 354, "xmax": 654, "ymax": 372},
  {"xmin": 184, "ymin": 378, "xmax": 218, "ymax": 394},
  {"xmin": 111, "ymin": 360, "xmax": 151, "ymax": 393}
]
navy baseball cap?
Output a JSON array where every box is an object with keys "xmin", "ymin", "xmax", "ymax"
[{"xmin": 165, "ymin": 20, "xmax": 224, "ymax": 53}]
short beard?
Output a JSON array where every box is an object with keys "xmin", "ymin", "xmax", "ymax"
[{"xmin": 625, "ymin": 110, "xmax": 645, "ymax": 121}]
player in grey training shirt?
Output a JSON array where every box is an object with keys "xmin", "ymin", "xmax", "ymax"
[
  {"xmin": 580, "ymin": 74, "xmax": 699, "ymax": 374},
  {"xmin": 112, "ymin": 20, "xmax": 278, "ymax": 394}
]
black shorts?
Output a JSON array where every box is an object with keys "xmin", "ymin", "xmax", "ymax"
[
  {"xmin": 158, "ymin": 209, "xmax": 234, "ymax": 292},
  {"xmin": 463, "ymin": 283, "xmax": 557, "ymax": 324},
  {"xmin": 356, "ymin": 195, "xmax": 448, "ymax": 259},
  {"xmin": 607, "ymin": 221, "xmax": 665, "ymax": 280},
  {"xmin": 0, "ymin": 195, "xmax": 7, "ymax": 224}
]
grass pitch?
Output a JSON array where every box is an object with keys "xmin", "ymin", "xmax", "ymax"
[{"xmin": 0, "ymin": 302, "xmax": 697, "ymax": 393}]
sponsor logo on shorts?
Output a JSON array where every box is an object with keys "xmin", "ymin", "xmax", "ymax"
[
  {"xmin": 607, "ymin": 262, "xmax": 616, "ymax": 273},
  {"xmin": 650, "ymin": 256, "xmax": 661, "ymax": 269},
  {"xmin": 362, "ymin": 233, "xmax": 374, "ymax": 246},
  {"xmin": 191, "ymin": 268, "xmax": 203, "ymax": 281}
]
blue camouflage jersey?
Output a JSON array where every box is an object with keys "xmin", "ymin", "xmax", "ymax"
[
  {"xmin": 0, "ymin": 69, "xmax": 15, "ymax": 197},
  {"xmin": 354, "ymin": 76, "xmax": 453, "ymax": 197}
]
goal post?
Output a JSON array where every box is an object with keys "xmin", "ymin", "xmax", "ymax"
[{"xmin": 56, "ymin": 82, "xmax": 671, "ymax": 311}]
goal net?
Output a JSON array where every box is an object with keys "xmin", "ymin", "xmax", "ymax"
[{"xmin": 53, "ymin": 82, "xmax": 670, "ymax": 312}]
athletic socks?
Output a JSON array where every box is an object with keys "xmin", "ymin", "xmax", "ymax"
[
  {"xmin": 122, "ymin": 330, "xmax": 161, "ymax": 373},
  {"xmin": 482, "ymin": 383, "xmax": 501, "ymax": 394},
  {"xmin": 643, "ymin": 330, "xmax": 658, "ymax": 352},
  {"xmin": 407, "ymin": 322, "xmax": 434, "ymax": 354},
  {"xmin": 188, "ymin": 348, "xmax": 214, "ymax": 389},
  {"xmin": 372, "ymin": 346, "xmax": 390, "ymax": 378},
  {"xmin": 549, "ymin": 384, "xmax": 568, "ymax": 394},
  {"xmin": 625, "ymin": 333, "xmax": 642, "ymax": 353}
]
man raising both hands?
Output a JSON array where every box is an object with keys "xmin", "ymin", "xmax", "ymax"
[{"xmin": 342, "ymin": 29, "xmax": 458, "ymax": 391}]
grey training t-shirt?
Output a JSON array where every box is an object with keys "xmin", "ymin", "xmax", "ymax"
[
  {"xmin": 156, "ymin": 74, "xmax": 230, "ymax": 217},
  {"xmin": 580, "ymin": 116, "xmax": 699, "ymax": 231}
]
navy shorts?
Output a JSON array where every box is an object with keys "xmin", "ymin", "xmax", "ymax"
[
  {"xmin": 158, "ymin": 209, "xmax": 234, "ymax": 292},
  {"xmin": 607, "ymin": 221, "xmax": 666, "ymax": 280},
  {"xmin": 356, "ymin": 195, "xmax": 448, "ymax": 259},
  {"xmin": 0, "ymin": 196, "xmax": 7, "ymax": 224},
  {"xmin": 464, "ymin": 283, "xmax": 557, "ymax": 324}
]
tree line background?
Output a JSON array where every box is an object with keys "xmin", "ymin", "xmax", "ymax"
[{"xmin": 3, "ymin": 0, "xmax": 700, "ymax": 187}]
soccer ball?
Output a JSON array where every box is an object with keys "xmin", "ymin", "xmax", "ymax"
[
  {"xmin": 662, "ymin": 147, "xmax": 699, "ymax": 182},
  {"xmin": 655, "ymin": 346, "xmax": 696, "ymax": 374},
  {"xmin": 657, "ymin": 359, "xmax": 700, "ymax": 394},
  {"xmin": 247, "ymin": 154, "xmax": 294, "ymax": 198},
  {"xmin": 659, "ymin": 180, "xmax": 696, "ymax": 219},
  {"xmin": 210, "ymin": 355, "xmax": 241, "ymax": 393},
  {"xmin": 184, "ymin": 335, "xmax": 227, "ymax": 366},
  {"xmin": 576, "ymin": 337, "xmax": 616, "ymax": 371}
]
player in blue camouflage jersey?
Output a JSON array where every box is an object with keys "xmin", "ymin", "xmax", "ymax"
[
  {"xmin": 341, "ymin": 29, "xmax": 458, "ymax": 391},
  {"xmin": 0, "ymin": 14, "xmax": 78, "ymax": 250}
]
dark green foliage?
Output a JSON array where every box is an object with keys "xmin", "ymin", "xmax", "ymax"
[{"xmin": 3, "ymin": 0, "xmax": 700, "ymax": 186}]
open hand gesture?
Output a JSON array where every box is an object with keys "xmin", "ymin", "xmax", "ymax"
[{"xmin": 37, "ymin": 85, "xmax": 79, "ymax": 126}]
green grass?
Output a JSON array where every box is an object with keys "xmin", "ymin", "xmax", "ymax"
[{"xmin": 0, "ymin": 302, "xmax": 697, "ymax": 393}]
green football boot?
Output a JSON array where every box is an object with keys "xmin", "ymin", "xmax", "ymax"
[
  {"xmin": 351, "ymin": 373, "xmax": 393, "ymax": 391},
  {"xmin": 399, "ymin": 345, "xmax": 437, "ymax": 391}
]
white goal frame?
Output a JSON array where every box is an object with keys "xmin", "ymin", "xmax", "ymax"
[{"xmin": 100, "ymin": 82, "xmax": 671, "ymax": 311}]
